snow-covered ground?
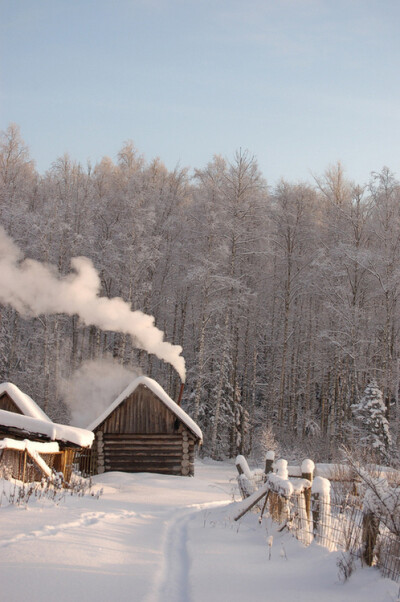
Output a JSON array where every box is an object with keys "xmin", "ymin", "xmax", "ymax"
[{"xmin": 0, "ymin": 459, "xmax": 398, "ymax": 602}]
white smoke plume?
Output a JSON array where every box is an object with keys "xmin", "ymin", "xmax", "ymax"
[
  {"xmin": 0, "ymin": 227, "xmax": 186, "ymax": 381},
  {"xmin": 61, "ymin": 358, "xmax": 142, "ymax": 427}
]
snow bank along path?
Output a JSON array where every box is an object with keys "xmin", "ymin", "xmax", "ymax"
[{"xmin": 0, "ymin": 461, "xmax": 397, "ymax": 602}]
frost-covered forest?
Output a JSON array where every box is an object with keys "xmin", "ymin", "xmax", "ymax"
[{"xmin": 1, "ymin": 123, "xmax": 400, "ymax": 462}]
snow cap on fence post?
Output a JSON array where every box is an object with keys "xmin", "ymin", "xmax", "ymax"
[
  {"xmin": 311, "ymin": 477, "xmax": 331, "ymax": 546},
  {"xmin": 301, "ymin": 459, "xmax": 315, "ymax": 477},
  {"xmin": 311, "ymin": 476, "xmax": 331, "ymax": 498},
  {"xmin": 301, "ymin": 459, "xmax": 315, "ymax": 521},
  {"xmin": 235, "ymin": 455, "xmax": 253, "ymax": 480},
  {"xmin": 275, "ymin": 458, "xmax": 288, "ymax": 479}
]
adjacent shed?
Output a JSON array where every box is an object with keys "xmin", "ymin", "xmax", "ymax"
[
  {"xmin": 0, "ymin": 382, "xmax": 52, "ymax": 422},
  {"xmin": 86, "ymin": 376, "xmax": 202, "ymax": 476},
  {"xmin": 0, "ymin": 382, "xmax": 94, "ymax": 482}
]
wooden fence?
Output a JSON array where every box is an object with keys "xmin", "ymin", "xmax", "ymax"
[
  {"xmin": 235, "ymin": 452, "xmax": 400, "ymax": 583},
  {"xmin": 75, "ymin": 447, "xmax": 98, "ymax": 477}
]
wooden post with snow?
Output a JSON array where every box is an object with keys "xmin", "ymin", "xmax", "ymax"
[
  {"xmin": 311, "ymin": 476, "xmax": 331, "ymax": 545},
  {"xmin": 235, "ymin": 455, "xmax": 256, "ymax": 499},
  {"xmin": 312, "ymin": 492, "xmax": 320, "ymax": 537},
  {"xmin": 301, "ymin": 459, "xmax": 315, "ymax": 522},
  {"xmin": 362, "ymin": 511, "xmax": 379, "ymax": 566},
  {"xmin": 260, "ymin": 451, "xmax": 275, "ymax": 519},
  {"xmin": 264, "ymin": 450, "xmax": 275, "ymax": 479},
  {"xmin": 273, "ymin": 459, "xmax": 289, "ymax": 523}
]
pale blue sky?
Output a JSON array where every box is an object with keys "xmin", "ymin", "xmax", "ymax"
[{"xmin": 1, "ymin": 0, "xmax": 400, "ymax": 185}]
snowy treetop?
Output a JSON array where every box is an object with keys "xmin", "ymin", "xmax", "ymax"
[
  {"xmin": 87, "ymin": 376, "xmax": 203, "ymax": 441},
  {"xmin": 0, "ymin": 382, "xmax": 52, "ymax": 422}
]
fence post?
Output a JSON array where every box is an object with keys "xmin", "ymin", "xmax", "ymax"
[
  {"xmin": 264, "ymin": 450, "xmax": 275, "ymax": 480},
  {"xmin": 22, "ymin": 449, "xmax": 27, "ymax": 483},
  {"xmin": 312, "ymin": 492, "xmax": 319, "ymax": 536},
  {"xmin": 362, "ymin": 511, "xmax": 379, "ymax": 566},
  {"xmin": 311, "ymin": 476, "xmax": 331, "ymax": 545},
  {"xmin": 301, "ymin": 459, "xmax": 315, "ymax": 521},
  {"xmin": 235, "ymin": 455, "xmax": 254, "ymax": 499},
  {"xmin": 274, "ymin": 459, "xmax": 290, "ymax": 523}
]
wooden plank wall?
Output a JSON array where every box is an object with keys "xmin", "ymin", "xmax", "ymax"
[
  {"xmin": 0, "ymin": 393, "xmax": 23, "ymax": 414},
  {"xmin": 99, "ymin": 386, "xmax": 178, "ymax": 434}
]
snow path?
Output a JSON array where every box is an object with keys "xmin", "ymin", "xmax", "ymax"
[
  {"xmin": 0, "ymin": 461, "xmax": 397, "ymax": 602},
  {"xmin": 147, "ymin": 501, "xmax": 229, "ymax": 602},
  {"xmin": 147, "ymin": 508, "xmax": 194, "ymax": 602}
]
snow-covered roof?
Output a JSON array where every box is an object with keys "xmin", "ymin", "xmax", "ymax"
[
  {"xmin": 0, "ymin": 382, "xmax": 52, "ymax": 422},
  {"xmin": 0, "ymin": 438, "xmax": 59, "ymax": 453},
  {"xmin": 0, "ymin": 409, "xmax": 94, "ymax": 448},
  {"xmin": 87, "ymin": 376, "xmax": 203, "ymax": 441},
  {"xmin": 0, "ymin": 438, "xmax": 57, "ymax": 478}
]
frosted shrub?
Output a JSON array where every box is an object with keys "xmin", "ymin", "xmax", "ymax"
[
  {"xmin": 361, "ymin": 472, "xmax": 400, "ymax": 537},
  {"xmin": 0, "ymin": 472, "xmax": 102, "ymax": 508},
  {"xmin": 252, "ymin": 424, "xmax": 279, "ymax": 463},
  {"xmin": 337, "ymin": 552, "xmax": 355, "ymax": 582}
]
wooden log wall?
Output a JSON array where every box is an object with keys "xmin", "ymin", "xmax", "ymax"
[
  {"xmin": 98, "ymin": 432, "xmax": 196, "ymax": 475},
  {"xmin": 92, "ymin": 385, "xmax": 199, "ymax": 476}
]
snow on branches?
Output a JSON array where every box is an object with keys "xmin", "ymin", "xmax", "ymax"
[{"xmin": 351, "ymin": 379, "xmax": 391, "ymax": 462}]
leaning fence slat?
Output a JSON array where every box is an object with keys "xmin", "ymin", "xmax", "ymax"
[
  {"xmin": 233, "ymin": 482, "xmax": 269, "ymax": 521},
  {"xmin": 259, "ymin": 490, "xmax": 271, "ymax": 521}
]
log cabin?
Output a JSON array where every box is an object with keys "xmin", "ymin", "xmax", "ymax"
[
  {"xmin": 86, "ymin": 376, "xmax": 202, "ymax": 476},
  {"xmin": 0, "ymin": 382, "xmax": 94, "ymax": 482}
]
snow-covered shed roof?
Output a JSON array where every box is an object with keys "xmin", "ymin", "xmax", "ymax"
[
  {"xmin": 0, "ymin": 382, "xmax": 52, "ymax": 422},
  {"xmin": 0, "ymin": 438, "xmax": 60, "ymax": 478},
  {"xmin": 0, "ymin": 409, "xmax": 94, "ymax": 448},
  {"xmin": 87, "ymin": 376, "xmax": 203, "ymax": 441}
]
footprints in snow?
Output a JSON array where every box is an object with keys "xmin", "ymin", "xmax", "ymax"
[{"xmin": 0, "ymin": 509, "xmax": 138, "ymax": 548}]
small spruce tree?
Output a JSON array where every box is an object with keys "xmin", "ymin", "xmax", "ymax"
[{"xmin": 351, "ymin": 379, "xmax": 391, "ymax": 462}]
